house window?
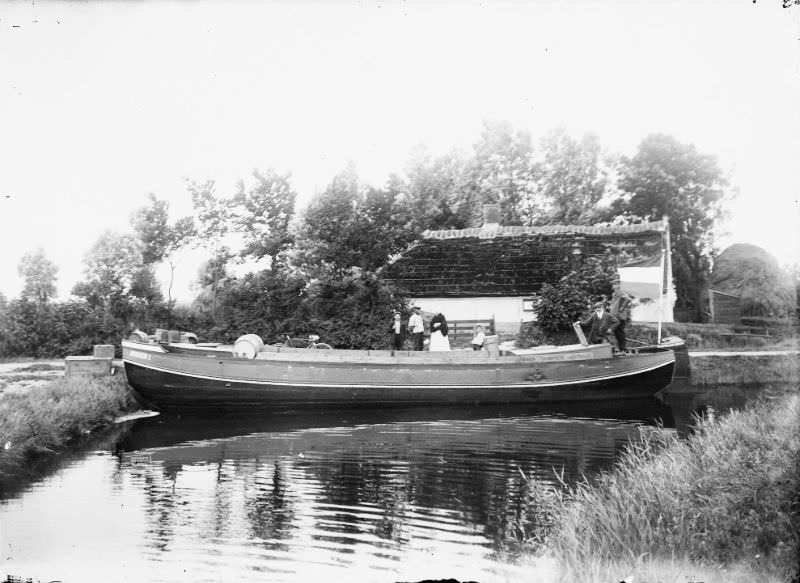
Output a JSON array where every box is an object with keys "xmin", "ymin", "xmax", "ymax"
[{"xmin": 522, "ymin": 298, "xmax": 535, "ymax": 312}]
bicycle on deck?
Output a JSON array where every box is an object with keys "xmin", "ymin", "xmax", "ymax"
[{"xmin": 275, "ymin": 334, "xmax": 333, "ymax": 350}]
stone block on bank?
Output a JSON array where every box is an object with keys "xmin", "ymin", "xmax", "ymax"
[
  {"xmin": 93, "ymin": 344, "xmax": 115, "ymax": 359},
  {"xmin": 65, "ymin": 356, "xmax": 112, "ymax": 378}
]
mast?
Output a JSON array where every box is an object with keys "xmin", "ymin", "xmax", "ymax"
[{"xmin": 657, "ymin": 216, "xmax": 671, "ymax": 343}]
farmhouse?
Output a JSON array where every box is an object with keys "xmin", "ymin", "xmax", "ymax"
[{"xmin": 384, "ymin": 205, "xmax": 675, "ymax": 334}]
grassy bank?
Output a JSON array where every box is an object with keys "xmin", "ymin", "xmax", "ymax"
[
  {"xmin": 539, "ymin": 393, "xmax": 799, "ymax": 582},
  {"xmin": 689, "ymin": 352, "xmax": 799, "ymax": 386},
  {"xmin": 0, "ymin": 373, "xmax": 137, "ymax": 482},
  {"xmin": 629, "ymin": 321, "xmax": 798, "ymax": 351}
]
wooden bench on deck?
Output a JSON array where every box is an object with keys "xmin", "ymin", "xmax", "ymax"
[{"xmin": 448, "ymin": 317, "xmax": 496, "ymax": 348}]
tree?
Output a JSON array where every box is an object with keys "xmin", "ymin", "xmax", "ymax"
[
  {"xmin": 534, "ymin": 127, "xmax": 614, "ymax": 225},
  {"xmin": 297, "ymin": 271, "xmax": 400, "ymax": 349},
  {"xmin": 202, "ymin": 268, "xmax": 308, "ymax": 343},
  {"xmin": 232, "ymin": 168, "xmax": 297, "ymax": 269},
  {"xmin": 17, "ymin": 247, "xmax": 58, "ymax": 303},
  {"xmin": 186, "ymin": 178, "xmax": 233, "ymax": 247},
  {"xmin": 711, "ymin": 244, "xmax": 795, "ymax": 318},
  {"xmin": 130, "ymin": 193, "xmax": 195, "ymax": 306},
  {"xmin": 613, "ymin": 134, "xmax": 728, "ymax": 321},
  {"xmin": 72, "ymin": 232, "xmax": 161, "ymax": 325},
  {"xmin": 297, "ymin": 166, "xmax": 418, "ymax": 276},
  {"xmin": 356, "ymin": 184, "xmax": 416, "ymax": 270},
  {"xmin": 192, "ymin": 246, "xmax": 235, "ymax": 324},
  {"xmin": 401, "ymin": 146, "xmax": 474, "ymax": 232},
  {"xmin": 468, "ymin": 120, "xmax": 537, "ymax": 226},
  {"xmin": 296, "ymin": 165, "xmax": 364, "ymax": 276},
  {"xmin": 186, "ymin": 179, "xmax": 238, "ymax": 311}
]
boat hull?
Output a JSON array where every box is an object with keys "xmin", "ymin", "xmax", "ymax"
[{"xmin": 122, "ymin": 340, "xmax": 676, "ymax": 413}]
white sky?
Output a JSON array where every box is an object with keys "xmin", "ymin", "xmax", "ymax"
[{"xmin": 1, "ymin": 0, "xmax": 798, "ymax": 302}]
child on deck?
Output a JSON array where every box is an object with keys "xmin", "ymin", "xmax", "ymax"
[{"xmin": 471, "ymin": 325, "xmax": 486, "ymax": 351}]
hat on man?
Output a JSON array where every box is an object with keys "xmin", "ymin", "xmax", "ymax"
[{"xmin": 593, "ymin": 301, "xmax": 605, "ymax": 309}]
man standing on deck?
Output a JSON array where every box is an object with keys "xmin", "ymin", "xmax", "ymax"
[
  {"xmin": 575, "ymin": 301, "xmax": 619, "ymax": 345},
  {"xmin": 389, "ymin": 312, "xmax": 406, "ymax": 350},
  {"xmin": 408, "ymin": 306, "xmax": 425, "ymax": 351},
  {"xmin": 610, "ymin": 284, "xmax": 633, "ymax": 352}
]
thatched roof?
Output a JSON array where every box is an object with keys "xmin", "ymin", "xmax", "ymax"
[{"xmin": 384, "ymin": 220, "xmax": 667, "ymax": 298}]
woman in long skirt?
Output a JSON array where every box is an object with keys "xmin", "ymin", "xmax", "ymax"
[{"xmin": 428, "ymin": 313, "xmax": 451, "ymax": 351}]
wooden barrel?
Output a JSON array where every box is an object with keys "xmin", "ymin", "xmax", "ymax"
[
  {"xmin": 128, "ymin": 330, "xmax": 149, "ymax": 343},
  {"xmin": 233, "ymin": 334, "xmax": 264, "ymax": 359}
]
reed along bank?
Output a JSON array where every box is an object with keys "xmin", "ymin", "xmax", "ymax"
[
  {"xmin": 541, "ymin": 391, "xmax": 799, "ymax": 583},
  {"xmin": 0, "ymin": 373, "xmax": 137, "ymax": 485}
]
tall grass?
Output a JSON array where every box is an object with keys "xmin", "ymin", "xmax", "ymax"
[
  {"xmin": 545, "ymin": 394, "xmax": 800, "ymax": 582},
  {"xmin": 0, "ymin": 374, "xmax": 137, "ymax": 478}
]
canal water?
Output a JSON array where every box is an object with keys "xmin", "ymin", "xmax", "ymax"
[{"xmin": 0, "ymin": 385, "xmax": 789, "ymax": 583}]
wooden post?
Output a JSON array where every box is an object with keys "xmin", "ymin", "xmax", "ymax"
[{"xmin": 572, "ymin": 322, "xmax": 588, "ymax": 346}]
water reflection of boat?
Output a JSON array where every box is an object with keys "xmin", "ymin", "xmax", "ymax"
[
  {"xmin": 117, "ymin": 399, "xmax": 675, "ymax": 453},
  {"xmin": 108, "ymin": 400, "xmax": 674, "ymax": 576},
  {"xmin": 116, "ymin": 409, "xmax": 661, "ymax": 485},
  {"xmin": 122, "ymin": 333, "xmax": 683, "ymax": 413}
]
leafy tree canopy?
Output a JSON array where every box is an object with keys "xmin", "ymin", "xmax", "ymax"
[
  {"xmin": 186, "ymin": 179, "xmax": 232, "ymax": 247},
  {"xmin": 17, "ymin": 247, "xmax": 58, "ymax": 303},
  {"xmin": 231, "ymin": 168, "xmax": 297, "ymax": 266},
  {"xmin": 611, "ymin": 134, "xmax": 728, "ymax": 321},
  {"xmin": 72, "ymin": 232, "xmax": 161, "ymax": 325},
  {"xmin": 534, "ymin": 127, "xmax": 613, "ymax": 225},
  {"xmin": 468, "ymin": 120, "xmax": 536, "ymax": 226},
  {"xmin": 296, "ymin": 165, "xmax": 414, "ymax": 276},
  {"xmin": 130, "ymin": 193, "xmax": 195, "ymax": 265},
  {"xmin": 401, "ymin": 146, "xmax": 473, "ymax": 232}
]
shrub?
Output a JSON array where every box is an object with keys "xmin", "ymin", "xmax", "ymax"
[{"xmin": 535, "ymin": 257, "xmax": 616, "ymax": 334}]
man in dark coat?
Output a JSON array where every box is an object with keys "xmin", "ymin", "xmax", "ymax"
[
  {"xmin": 389, "ymin": 312, "xmax": 406, "ymax": 350},
  {"xmin": 576, "ymin": 301, "xmax": 619, "ymax": 345}
]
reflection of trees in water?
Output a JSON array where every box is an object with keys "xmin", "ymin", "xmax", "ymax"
[
  {"xmin": 245, "ymin": 461, "xmax": 295, "ymax": 549},
  {"xmin": 133, "ymin": 465, "xmax": 178, "ymax": 553},
  {"xmin": 296, "ymin": 430, "xmax": 635, "ymax": 558},
  {"xmin": 210, "ymin": 461, "xmax": 235, "ymax": 539},
  {"xmin": 406, "ymin": 448, "xmax": 540, "ymax": 555},
  {"xmin": 304, "ymin": 455, "xmax": 410, "ymax": 545},
  {"xmin": 131, "ymin": 455, "xmax": 298, "ymax": 553}
]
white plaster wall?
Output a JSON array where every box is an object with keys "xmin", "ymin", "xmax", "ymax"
[
  {"xmin": 618, "ymin": 265, "xmax": 675, "ymax": 323},
  {"xmin": 410, "ymin": 297, "xmax": 535, "ymax": 326}
]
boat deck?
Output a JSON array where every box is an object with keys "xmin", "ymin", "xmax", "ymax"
[{"xmin": 162, "ymin": 341, "xmax": 615, "ymax": 364}]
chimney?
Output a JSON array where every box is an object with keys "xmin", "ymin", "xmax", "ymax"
[
  {"xmin": 479, "ymin": 203, "xmax": 502, "ymax": 239},
  {"xmin": 482, "ymin": 203, "xmax": 501, "ymax": 226}
]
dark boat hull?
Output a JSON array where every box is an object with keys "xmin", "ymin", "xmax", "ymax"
[
  {"xmin": 632, "ymin": 335, "xmax": 691, "ymax": 381},
  {"xmin": 122, "ymin": 341, "xmax": 676, "ymax": 413}
]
